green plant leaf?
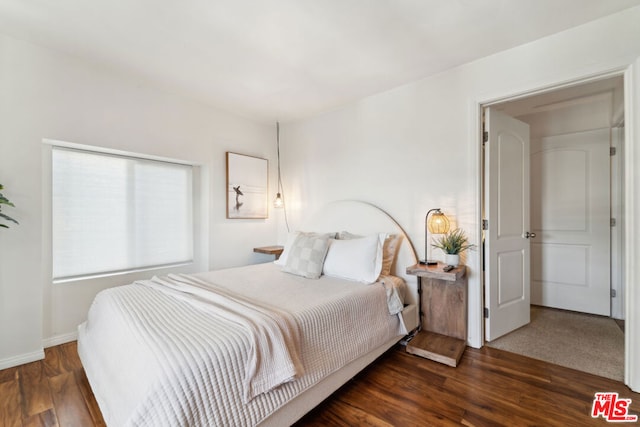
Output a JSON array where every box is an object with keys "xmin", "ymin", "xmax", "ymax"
[
  {"xmin": 0, "ymin": 212, "xmax": 18, "ymax": 224},
  {"xmin": 0, "ymin": 197, "xmax": 16, "ymax": 207},
  {"xmin": 0, "ymin": 184, "xmax": 19, "ymax": 229}
]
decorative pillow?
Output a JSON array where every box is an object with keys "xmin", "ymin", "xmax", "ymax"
[
  {"xmin": 283, "ymin": 232, "xmax": 332, "ymax": 279},
  {"xmin": 380, "ymin": 234, "xmax": 403, "ymax": 276},
  {"xmin": 338, "ymin": 231, "xmax": 402, "ymax": 277},
  {"xmin": 323, "ymin": 233, "xmax": 383, "ymax": 283},
  {"xmin": 336, "ymin": 231, "xmax": 360, "ymax": 240}
]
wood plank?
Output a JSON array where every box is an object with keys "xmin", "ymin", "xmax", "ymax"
[
  {"xmin": 58, "ymin": 343, "xmax": 82, "ymax": 372},
  {"xmin": 422, "ymin": 276, "xmax": 467, "ymax": 340},
  {"xmin": 406, "ymin": 263, "xmax": 465, "ymax": 282},
  {"xmin": 0, "ymin": 367, "xmax": 18, "ymax": 383},
  {"xmin": 18, "ymin": 362, "xmax": 54, "ymax": 419},
  {"xmin": 76, "ymin": 370, "xmax": 106, "ymax": 426},
  {"xmin": 42, "ymin": 347, "xmax": 64, "ymax": 378},
  {"xmin": 406, "ymin": 331, "xmax": 466, "ymax": 367},
  {"xmin": 49, "ymin": 372, "xmax": 94, "ymax": 427},
  {"xmin": 22, "ymin": 409, "xmax": 58, "ymax": 427},
  {"xmin": 253, "ymin": 245, "xmax": 284, "ymax": 255},
  {"xmin": 0, "ymin": 380, "xmax": 22, "ymax": 427},
  {"xmin": 0, "ymin": 366, "xmax": 18, "ymax": 384},
  {"xmin": 349, "ymin": 371, "xmax": 464, "ymax": 425},
  {"xmin": 44, "ymin": 343, "xmax": 82, "ymax": 376},
  {"xmin": 305, "ymin": 399, "xmax": 395, "ymax": 427}
]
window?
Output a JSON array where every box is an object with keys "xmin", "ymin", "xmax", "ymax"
[{"xmin": 52, "ymin": 146, "xmax": 193, "ymax": 281}]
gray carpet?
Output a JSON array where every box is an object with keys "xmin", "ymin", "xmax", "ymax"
[{"xmin": 486, "ymin": 306, "xmax": 624, "ymax": 381}]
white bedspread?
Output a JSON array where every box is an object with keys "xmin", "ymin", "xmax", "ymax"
[{"xmin": 78, "ymin": 263, "xmax": 406, "ymax": 427}]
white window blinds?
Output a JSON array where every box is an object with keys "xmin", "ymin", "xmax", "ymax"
[{"xmin": 52, "ymin": 147, "xmax": 193, "ymax": 280}]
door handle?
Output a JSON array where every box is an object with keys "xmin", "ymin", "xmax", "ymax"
[{"xmin": 524, "ymin": 232, "xmax": 537, "ymax": 239}]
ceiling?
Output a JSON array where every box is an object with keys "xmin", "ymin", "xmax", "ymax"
[
  {"xmin": 496, "ymin": 75, "xmax": 624, "ymax": 121},
  {"xmin": 0, "ymin": 1, "xmax": 639, "ymax": 123}
]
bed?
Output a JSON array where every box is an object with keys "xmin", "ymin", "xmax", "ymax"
[{"xmin": 78, "ymin": 200, "xmax": 419, "ymax": 426}]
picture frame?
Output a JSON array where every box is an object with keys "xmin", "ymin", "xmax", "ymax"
[{"xmin": 226, "ymin": 152, "xmax": 268, "ymax": 219}]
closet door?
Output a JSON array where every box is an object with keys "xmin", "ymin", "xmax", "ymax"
[{"xmin": 531, "ymin": 129, "xmax": 610, "ymax": 316}]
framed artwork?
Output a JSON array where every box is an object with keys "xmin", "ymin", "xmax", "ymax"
[{"xmin": 226, "ymin": 152, "xmax": 268, "ymax": 219}]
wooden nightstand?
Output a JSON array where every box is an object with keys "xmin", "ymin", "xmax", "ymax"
[
  {"xmin": 405, "ymin": 263, "xmax": 467, "ymax": 367},
  {"xmin": 253, "ymin": 245, "xmax": 284, "ymax": 260}
]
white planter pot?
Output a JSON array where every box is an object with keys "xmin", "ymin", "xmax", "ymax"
[{"xmin": 445, "ymin": 254, "xmax": 460, "ymax": 267}]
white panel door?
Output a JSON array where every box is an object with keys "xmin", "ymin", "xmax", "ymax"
[
  {"xmin": 484, "ymin": 108, "xmax": 531, "ymax": 341},
  {"xmin": 531, "ymin": 129, "xmax": 610, "ymax": 315}
]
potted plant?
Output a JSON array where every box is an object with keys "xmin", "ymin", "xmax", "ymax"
[
  {"xmin": 0, "ymin": 184, "xmax": 19, "ymax": 228},
  {"xmin": 431, "ymin": 228, "xmax": 474, "ymax": 266}
]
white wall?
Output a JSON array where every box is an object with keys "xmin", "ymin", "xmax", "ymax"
[
  {"xmin": 0, "ymin": 34, "xmax": 279, "ymax": 367},
  {"xmin": 517, "ymin": 94, "xmax": 615, "ymax": 139},
  {"xmin": 281, "ymin": 7, "xmax": 640, "ymax": 389}
]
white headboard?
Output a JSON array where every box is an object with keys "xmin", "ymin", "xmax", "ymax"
[{"xmin": 302, "ymin": 200, "xmax": 419, "ymax": 308}]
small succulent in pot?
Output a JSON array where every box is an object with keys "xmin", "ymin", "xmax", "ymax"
[
  {"xmin": 431, "ymin": 228, "xmax": 474, "ymax": 254},
  {"xmin": 431, "ymin": 228, "xmax": 475, "ymax": 266}
]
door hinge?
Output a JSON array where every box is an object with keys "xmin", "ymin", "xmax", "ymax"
[
  {"xmin": 611, "ymin": 289, "xmax": 617, "ymax": 298},
  {"xmin": 611, "ymin": 218, "xmax": 616, "ymax": 227},
  {"xmin": 610, "ymin": 147, "xmax": 617, "ymax": 156},
  {"xmin": 483, "ymin": 131, "xmax": 488, "ymax": 144},
  {"xmin": 484, "ymin": 307, "xmax": 489, "ymax": 318},
  {"xmin": 482, "ymin": 219, "xmax": 489, "ymax": 230}
]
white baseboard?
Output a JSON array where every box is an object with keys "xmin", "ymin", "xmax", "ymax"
[
  {"xmin": 0, "ymin": 349, "xmax": 45, "ymax": 370},
  {"xmin": 0, "ymin": 332, "xmax": 79, "ymax": 371},
  {"xmin": 43, "ymin": 331, "xmax": 78, "ymax": 348}
]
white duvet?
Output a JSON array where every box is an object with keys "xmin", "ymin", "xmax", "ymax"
[{"xmin": 78, "ymin": 263, "xmax": 406, "ymax": 427}]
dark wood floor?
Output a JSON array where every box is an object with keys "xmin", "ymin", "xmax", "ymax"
[
  {"xmin": 0, "ymin": 342, "xmax": 105, "ymax": 427},
  {"xmin": 297, "ymin": 346, "xmax": 639, "ymax": 426},
  {"xmin": 1, "ymin": 342, "xmax": 637, "ymax": 426}
]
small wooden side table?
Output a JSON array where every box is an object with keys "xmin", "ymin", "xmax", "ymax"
[
  {"xmin": 253, "ymin": 245, "xmax": 284, "ymax": 260},
  {"xmin": 405, "ymin": 263, "xmax": 467, "ymax": 367}
]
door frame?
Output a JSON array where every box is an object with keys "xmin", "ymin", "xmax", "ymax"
[
  {"xmin": 611, "ymin": 125, "xmax": 625, "ymax": 320},
  {"xmin": 469, "ymin": 63, "xmax": 638, "ymax": 391}
]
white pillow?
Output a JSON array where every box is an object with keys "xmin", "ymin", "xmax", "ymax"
[
  {"xmin": 274, "ymin": 231, "xmax": 300, "ymax": 266},
  {"xmin": 338, "ymin": 231, "xmax": 402, "ymax": 277},
  {"xmin": 323, "ymin": 233, "xmax": 383, "ymax": 283}
]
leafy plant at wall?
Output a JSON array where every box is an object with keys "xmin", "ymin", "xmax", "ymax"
[
  {"xmin": 0, "ymin": 184, "xmax": 19, "ymax": 228},
  {"xmin": 431, "ymin": 228, "xmax": 474, "ymax": 255}
]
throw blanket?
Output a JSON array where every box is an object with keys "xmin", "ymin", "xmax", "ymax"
[
  {"xmin": 378, "ymin": 275, "xmax": 406, "ymax": 317},
  {"xmin": 138, "ymin": 274, "xmax": 303, "ymax": 402}
]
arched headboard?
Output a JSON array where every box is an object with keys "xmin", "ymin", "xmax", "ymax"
[{"xmin": 302, "ymin": 200, "xmax": 419, "ymax": 311}]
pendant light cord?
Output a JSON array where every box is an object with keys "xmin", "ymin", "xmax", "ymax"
[{"xmin": 276, "ymin": 122, "xmax": 290, "ymax": 232}]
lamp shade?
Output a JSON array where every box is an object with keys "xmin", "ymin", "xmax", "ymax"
[
  {"xmin": 420, "ymin": 208, "xmax": 450, "ymax": 265},
  {"xmin": 428, "ymin": 212, "xmax": 450, "ymax": 234}
]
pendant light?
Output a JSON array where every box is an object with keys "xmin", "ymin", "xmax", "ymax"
[{"xmin": 273, "ymin": 121, "xmax": 284, "ymax": 208}]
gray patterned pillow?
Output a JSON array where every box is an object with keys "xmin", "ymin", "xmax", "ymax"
[{"xmin": 283, "ymin": 232, "xmax": 332, "ymax": 279}]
